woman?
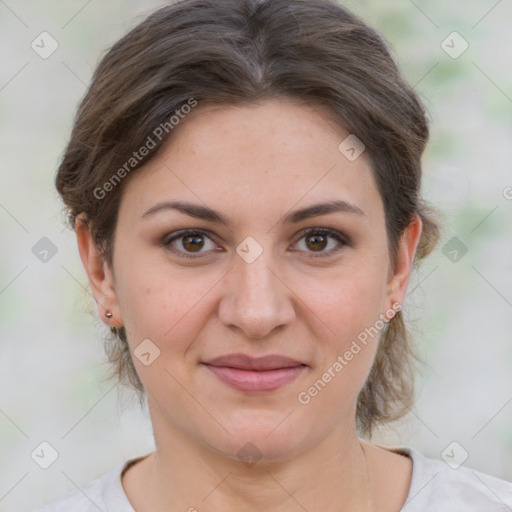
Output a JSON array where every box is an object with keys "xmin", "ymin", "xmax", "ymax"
[{"xmin": 36, "ymin": 0, "xmax": 512, "ymax": 510}]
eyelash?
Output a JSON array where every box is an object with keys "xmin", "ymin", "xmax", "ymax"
[{"xmin": 162, "ymin": 228, "xmax": 349, "ymax": 259}]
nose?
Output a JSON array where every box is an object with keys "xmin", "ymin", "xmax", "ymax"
[{"xmin": 218, "ymin": 248, "xmax": 296, "ymax": 340}]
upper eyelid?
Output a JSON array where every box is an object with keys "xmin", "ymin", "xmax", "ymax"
[{"xmin": 165, "ymin": 227, "xmax": 344, "ymax": 242}]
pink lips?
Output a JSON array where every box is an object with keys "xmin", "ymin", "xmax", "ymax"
[{"xmin": 202, "ymin": 353, "xmax": 307, "ymax": 392}]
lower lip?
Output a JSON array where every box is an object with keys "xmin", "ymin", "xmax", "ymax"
[{"xmin": 203, "ymin": 364, "xmax": 307, "ymax": 392}]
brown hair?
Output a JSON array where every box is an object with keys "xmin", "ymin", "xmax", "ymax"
[{"xmin": 56, "ymin": 0, "xmax": 446, "ymax": 437}]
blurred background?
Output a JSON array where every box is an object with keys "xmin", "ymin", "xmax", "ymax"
[{"xmin": 1, "ymin": 0, "xmax": 511, "ymax": 510}]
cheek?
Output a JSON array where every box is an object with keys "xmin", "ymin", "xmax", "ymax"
[
  {"xmin": 118, "ymin": 274, "xmax": 209, "ymax": 390},
  {"xmin": 297, "ymin": 259, "xmax": 388, "ymax": 341},
  {"xmin": 123, "ymin": 278, "xmax": 196, "ymax": 337},
  {"xmin": 117, "ymin": 262, "xmax": 218, "ymax": 358},
  {"xmin": 298, "ymin": 274, "xmax": 384, "ymax": 408}
]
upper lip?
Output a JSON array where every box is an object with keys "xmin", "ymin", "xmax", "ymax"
[{"xmin": 203, "ymin": 353, "xmax": 306, "ymax": 371}]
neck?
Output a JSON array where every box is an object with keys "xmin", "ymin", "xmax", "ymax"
[{"xmin": 139, "ymin": 419, "xmax": 373, "ymax": 511}]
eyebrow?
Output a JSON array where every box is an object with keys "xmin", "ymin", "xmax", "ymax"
[{"xmin": 141, "ymin": 199, "xmax": 366, "ymax": 227}]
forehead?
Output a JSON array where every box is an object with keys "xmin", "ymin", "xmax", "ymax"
[{"xmin": 118, "ymin": 99, "xmax": 384, "ymax": 228}]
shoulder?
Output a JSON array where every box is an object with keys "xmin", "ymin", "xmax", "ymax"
[
  {"xmin": 393, "ymin": 445, "xmax": 512, "ymax": 511},
  {"xmin": 33, "ymin": 459, "xmax": 136, "ymax": 512}
]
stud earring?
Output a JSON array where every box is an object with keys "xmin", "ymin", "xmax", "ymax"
[{"xmin": 105, "ymin": 311, "xmax": 113, "ymax": 318}]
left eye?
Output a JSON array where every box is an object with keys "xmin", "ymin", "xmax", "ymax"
[
  {"xmin": 162, "ymin": 228, "xmax": 348, "ymax": 258},
  {"xmin": 292, "ymin": 228, "xmax": 348, "ymax": 256}
]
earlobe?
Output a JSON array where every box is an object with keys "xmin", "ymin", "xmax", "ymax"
[
  {"xmin": 386, "ymin": 213, "xmax": 423, "ymax": 308},
  {"xmin": 75, "ymin": 214, "xmax": 123, "ymax": 328}
]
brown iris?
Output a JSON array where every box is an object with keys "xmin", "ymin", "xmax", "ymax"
[
  {"xmin": 182, "ymin": 234, "xmax": 205, "ymax": 252},
  {"xmin": 305, "ymin": 233, "xmax": 328, "ymax": 252}
]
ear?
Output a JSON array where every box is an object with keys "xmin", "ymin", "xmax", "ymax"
[
  {"xmin": 75, "ymin": 213, "xmax": 123, "ymax": 328},
  {"xmin": 385, "ymin": 213, "xmax": 423, "ymax": 311}
]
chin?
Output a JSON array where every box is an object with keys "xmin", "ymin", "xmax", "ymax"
[{"xmin": 206, "ymin": 412, "xmax": 313, "ymax": 465}]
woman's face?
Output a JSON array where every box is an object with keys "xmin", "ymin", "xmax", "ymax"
[{"xmin": 82, "ymin": 98, "xmax": 422, "ymax": 462}]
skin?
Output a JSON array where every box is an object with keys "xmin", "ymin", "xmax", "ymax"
[{"xmin": 77, "ymin": 98, "xmax": 422, "ymax": 511}]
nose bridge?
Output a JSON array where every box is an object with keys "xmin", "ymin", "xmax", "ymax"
[
  {"xmin": 219, "ymin": 240, "xmax": 295, "ymax": 338},
  {"xmin": 238, "ymin": 250, "xmax": 275, "ymax": 300}
]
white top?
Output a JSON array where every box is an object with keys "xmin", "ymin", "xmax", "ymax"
[{"xmin": 34, "ymin": 445, "xmax": 512, "ymax": 511}]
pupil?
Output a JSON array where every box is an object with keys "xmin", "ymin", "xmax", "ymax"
[
  {"xmin": 306, "ymin": 234, "xmax": 327, "ymax": 251},
  {"xmin": 183, "ymin": 235, "xmax": 204, "ymax": 252}
]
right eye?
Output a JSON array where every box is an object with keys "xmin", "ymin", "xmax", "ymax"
[{"xmin": 162, "ymin": 229, "xmax": 220, "ymax": 258}]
